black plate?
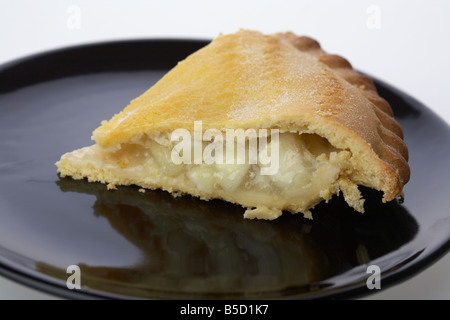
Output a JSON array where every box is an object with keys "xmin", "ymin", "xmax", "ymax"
[{"xmin": 0, "ymin": 40, "xmax": 449, "ymax": 300}]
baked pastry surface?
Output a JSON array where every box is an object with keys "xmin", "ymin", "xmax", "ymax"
[{"xmin": 56, "ymin": 29, "xmax": 410, "ymax": 220}]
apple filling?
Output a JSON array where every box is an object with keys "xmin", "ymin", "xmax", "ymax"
[{"xmin": 58, "ymin": 132, "xmax": 364, "ymax": 220}]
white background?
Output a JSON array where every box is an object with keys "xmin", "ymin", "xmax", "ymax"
[{"xmin": 0, "ymin": 0, "xmax": 449, "ymax": 300}]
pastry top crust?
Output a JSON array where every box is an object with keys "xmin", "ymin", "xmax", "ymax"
[{"xmin": 92, "ymin": 29, "xmax": 410, "ymax": 201}]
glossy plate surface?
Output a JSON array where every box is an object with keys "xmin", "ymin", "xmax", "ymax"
[{"xmin": 0, "ymin": 40, "xmax": 449, "ymax": 299}]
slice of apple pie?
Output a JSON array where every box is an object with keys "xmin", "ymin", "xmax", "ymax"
[{"xmin": 56, "ymin": 29, "xmax": 410, "ymax": 220}]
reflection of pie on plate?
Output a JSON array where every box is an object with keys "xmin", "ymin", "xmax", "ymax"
[{"xmin": 56, "ymin": 29, "xmax": 410, "ymax": 220}]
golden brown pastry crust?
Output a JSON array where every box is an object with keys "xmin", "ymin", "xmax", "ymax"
[
  {"xmin": 277, "ymin": 32, "xmax": 409, "ymax": 199},
  {"xmin": 91, "ymin": 30, "xmax": 409, "ymax": 202}
]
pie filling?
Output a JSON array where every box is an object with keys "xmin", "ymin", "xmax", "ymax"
[{"xmin": 58, "ymin": 132, "xmax": 365, "ymax": 220}]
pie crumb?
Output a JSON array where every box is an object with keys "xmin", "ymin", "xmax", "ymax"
[
  {"xmin": 138, "ymin": 188, "xmax": 146, "ymax": 193},
  {"xmin": 302, "ymin": 210, "xmax": 313, "ymax": 220},
  {"xmin": 107, "ymin": 183, "xmax": 117, "ymax": 190},
  {"xmin": 244, "ymin": 206, "xmax": 283, "ymax": 220}
]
